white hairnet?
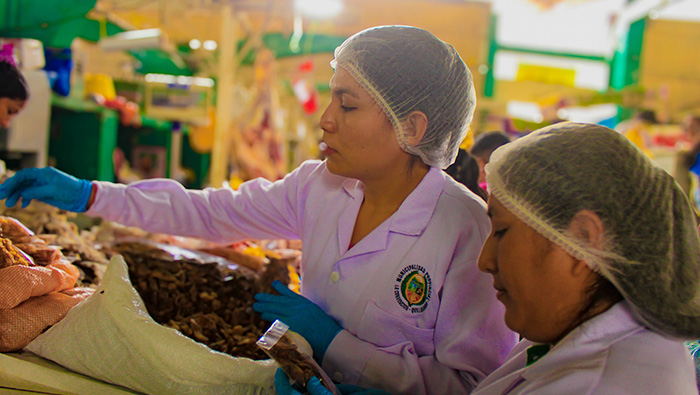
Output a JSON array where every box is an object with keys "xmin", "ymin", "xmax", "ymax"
[
  {"xmin": 486, "ymin": 122, "xmax": 700, "ymax": 339},
  {"xmin": 330, "ymin": 25, "xmax": 476, "ymax": 169}
]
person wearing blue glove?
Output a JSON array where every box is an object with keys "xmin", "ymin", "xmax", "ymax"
[
  {"xmin": 274, "ymin": 368, "xmax": 388, "ymax": 395},
  {"xmin": 0, "ymin": 25, "xmax": 518, "ymax": 394},
  {"xmin": 254, "ymin": 280, "xmax": 342, "ymax": 362},
  {"xmin": 0, "ymin": 167, "xmax": 94, "ymax": 212}
]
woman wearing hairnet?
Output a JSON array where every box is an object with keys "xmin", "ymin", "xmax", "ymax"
[
  {"xmin": 471, "ymin": 122, "xmax": 700, "ymax": 394},
  {"xmin": 0, "ymin": 26, "xmax": 516, "ymax": 394}
]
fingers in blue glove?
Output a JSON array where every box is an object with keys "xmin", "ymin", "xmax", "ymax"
[
  {"xmin": 274, "ymin": 368, "xmax": 303, "ymax": 395},
  {"xmin": 275, "ymin": 368, "xmax": 336, "ymax": 395},
  {"xmin": 5, "ymin": 189, "xmax": 21, "ymax": 207}
]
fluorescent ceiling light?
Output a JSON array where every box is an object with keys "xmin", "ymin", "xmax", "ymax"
[
  {"xmin": 145, "ymin": 73, "xmax": 214, "ymax": 88},
  {"xmin": 99, "ymin": 28, "xmax": 164, "ymax": 51},
  {"xmin": 294, "ymin": 0, "xmax": 343, "ymax": 18}
]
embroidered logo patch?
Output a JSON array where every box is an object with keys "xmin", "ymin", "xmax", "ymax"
[{"xmin": 394, "ymin": 265, "xmax": 432, "ymax": 313}]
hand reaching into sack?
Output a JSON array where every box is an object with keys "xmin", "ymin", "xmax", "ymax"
[{"xmin": 254, "ymin": 280, "xmax": 342, "ymax": 362}]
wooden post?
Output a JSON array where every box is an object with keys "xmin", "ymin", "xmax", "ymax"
[{"xmin": 210, "ymin": 4, "xmax": 236, "ymax": 187}]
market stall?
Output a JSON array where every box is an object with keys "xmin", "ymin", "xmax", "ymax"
[{"xmin": 1, "ymin": 0, "xmax": 699, "ymax": 393}]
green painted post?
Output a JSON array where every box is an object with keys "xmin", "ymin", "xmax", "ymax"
[
  {"xmin": 609, "ymin": 18, "xmax": 646, "ymax": 124},
  {"xmin": 484, "ymin": 14, "xmax": 498, "ymax": 98}
]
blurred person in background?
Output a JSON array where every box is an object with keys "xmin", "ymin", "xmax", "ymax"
[
  {"xmin": 0, "ymin": 26, "xmax": 517, "ymax": 394},
  {"xmin": 469, "ymin": 131, "xmax": 511, "ymax": 191},
  {"xmin": 616, "ymin": 109, "xmax": 656, "ymax": 159},
  {"xmin": 445, "ymin": 148, "xmax": 487, "ymax": 202},
  {"xmin": 673, "ymin": 114, "xmax": 700, "ymax": 219},
  {"xmin": 0, "ymin": 43, "xmax": 29, "ymax": 129}
]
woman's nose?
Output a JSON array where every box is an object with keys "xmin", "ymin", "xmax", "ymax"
[
  {"xmin": 320, "ymin": 107, "xmax": 335, "ymax": 133},
  {"xmin": 477, "ymin": 236, "xmax": 497, "ymax": 274}
]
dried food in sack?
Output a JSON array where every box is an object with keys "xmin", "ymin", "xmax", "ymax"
[
  {"xmin": 113, "ymin": 240, "xmax": 291, "ymax": 360},
  {"xmin": 257, "ymin": 320, "xmax": 341, "ymax": 395},
  {"xmin": 0, "ymin": 237, "xmax": 33, "ymax": 268}
]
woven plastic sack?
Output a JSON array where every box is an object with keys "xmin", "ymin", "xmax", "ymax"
[
  {"xmin": 0, "ymin": 259, "xmax": 90, "ymax": 352},
  {"xmin": 26, "ymin": 255, "xmax": 277, "ymax": 395}
]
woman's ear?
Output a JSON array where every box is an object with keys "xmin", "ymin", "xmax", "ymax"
[
  {"xmin": 568, "ymin": 210, "xmax": 605, "ymax": 275},
  {"xmin": 403, "ymin": 111, "xmax": 428, "ymax": 147}
]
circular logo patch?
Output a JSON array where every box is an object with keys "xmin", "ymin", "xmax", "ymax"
[{"xmin": 394, "ymin": 265, "xmax": 432, "ymax": 313}]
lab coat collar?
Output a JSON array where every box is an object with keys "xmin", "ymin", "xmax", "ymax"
[{"xmin": 522, "ymin": 301, "xmax": 644, "ymax": 382}]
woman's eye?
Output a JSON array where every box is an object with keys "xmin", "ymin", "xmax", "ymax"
[
  {"xmin": 340, "ymin": 104, "xmax": 356, "ymax": 112},
  {"xmin": 493, "ymin": 228, "xmax": 507, "ymax": 238}
]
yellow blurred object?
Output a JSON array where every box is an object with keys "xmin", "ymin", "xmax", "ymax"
[
  {"xmin": 228, "ymin": 175, "xmax": 244, "ymax": 190},
  {"xmin": 83, "ymin": 73, "xmax": 116, "ymax": 100},
  {"xmin": 243, "ymin": 245, "xmax": 266, "ymax": 258},
  {"xmin": 460, "ymin": 127, "xmax": 474, "ymax": 151},
  {"xmin": 287, "ymin": 263, "xmax": 301, "ymax": 294},
  {"xmin": 188, "ymin": 108, "xmax": 216, "ymax": 154},
  {"xmin": 624, "ymin": 124, "xmax": 654, "ymax": 159}
]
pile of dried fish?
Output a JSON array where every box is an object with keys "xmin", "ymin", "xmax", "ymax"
[{"xmin": 113, "ymin": 240, "xmax": 290, "ymax": 360}]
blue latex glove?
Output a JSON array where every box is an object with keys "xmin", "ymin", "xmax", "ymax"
[
  {"xmin": 254, "ymin": 280, "xmax": 342, "ymax": 362},
  {"xmin": 0, "ymin": 167, "xmax": 93, "ymax": 212},
  {"xmin": 274, "ymin": 368, "xmax": 389, "ymax": 395},
  {"xmin": 275, "ymin": 368, "xmax": 332, "ymax": 395}
]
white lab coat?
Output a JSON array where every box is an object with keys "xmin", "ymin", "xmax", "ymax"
[{"xmin": 472, "ymin": 301, "xmax": 698, "ymax": 395}]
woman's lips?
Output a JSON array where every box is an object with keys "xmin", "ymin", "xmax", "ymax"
[{"xmin": 319, "ymin": 142, "xmax": 337, "ymax": 156}]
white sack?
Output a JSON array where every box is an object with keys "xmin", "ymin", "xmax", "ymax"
[{"xmin": 26, "ymin": 255, "xmax": 277, "ymax": 395}]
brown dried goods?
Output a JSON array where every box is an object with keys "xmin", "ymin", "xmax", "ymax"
[
  {"xmin": 0, "ymin": 237, "xmax": 33, "ymax": 268},
  {"xmin": 113, "ymin": 241, "xmax": 291, "ymax": 360}
]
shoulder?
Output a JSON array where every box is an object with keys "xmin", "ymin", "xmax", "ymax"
[
  {"xmin": 434, "ymin": 174, "xmax": 490, "ymax": 237},
  {"xmin": 594, "ymin": 329, "xmax": 697, "ymax": 394}
]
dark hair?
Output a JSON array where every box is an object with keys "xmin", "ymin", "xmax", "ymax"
[
  {"xmin": 470, "ymin": 131, "xmax": 510, "ymax": 159},
  {"xmin": 0, "ymin": 61, "xmax": 29, "ymax": 101},
  {"xmin": 445, "ymin": 149, "xmax": 487, "ymax": 201},
  {"xmin": 635, "ymin": 109, "xmax": 657, "ymax": 124}
]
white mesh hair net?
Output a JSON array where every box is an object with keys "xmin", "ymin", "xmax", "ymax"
[
  {"xmin": 485, "ymin": 122, "xmax": 700, "ymax": 339},
  {"xmin": 330, "ymin": 25, "xmax": 476, "ymax": 169}
]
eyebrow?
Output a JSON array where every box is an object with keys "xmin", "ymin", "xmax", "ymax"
[{"xmin": 332, "ymin": 87, "xmax": 360, "ymax": 99}]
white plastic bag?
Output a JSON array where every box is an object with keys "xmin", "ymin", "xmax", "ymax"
[{"xmin": 26, "ymin": 255, "xmax": 277, "ymax": 395}]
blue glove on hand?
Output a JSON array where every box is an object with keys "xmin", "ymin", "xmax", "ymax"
[
  {"xmin": 0, "ymin": 167, "xmax": 93, "ymax": 212},
  {"xmin": 254, "ymin": 280, "xmax": 342, "ymax": 362},
  {"xmin": 274, "ymin": 368, "xmax": 390, "ymax": 395},
  {"xmin": 275, "ymin": 368, "xmax": 332, "ymax": 395}
]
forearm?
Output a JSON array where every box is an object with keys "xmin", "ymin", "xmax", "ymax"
[{"xmin": 86, "ymin": 179, "xmax": 299, "ymax": 243}]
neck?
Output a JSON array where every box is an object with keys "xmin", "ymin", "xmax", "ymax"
[{"xmin": 361, "ymin": 160, "xmax": 430, "ymax": 213}]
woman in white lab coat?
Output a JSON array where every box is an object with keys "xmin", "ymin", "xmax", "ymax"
[
  {"xmin": 472, "ymin": 121, "xmax": 700, "ymax": 394},
  {"xmin": 0, "ymin": 26, "xmax": 517, "ymax": 394}
]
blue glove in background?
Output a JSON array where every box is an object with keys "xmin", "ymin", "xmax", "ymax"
[
  {"xmin": 274, "ymin": 368, "xmax": 390, "ymax": 395},
  {"xmin": 0, "ymin": 167, "xmax": 93, "ymax": 212},
  {"xmin": 254, "ymin": 280, "xmax": 342, "ymax": 362}
]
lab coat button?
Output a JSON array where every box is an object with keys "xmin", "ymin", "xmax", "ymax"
[
  {"xmin": 333, "ymin": 371, "xmax": 344, "ymax": 382},
  {"xmin": 330, "ymin": 271, "xmax": 340, "ymax": 282}
]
